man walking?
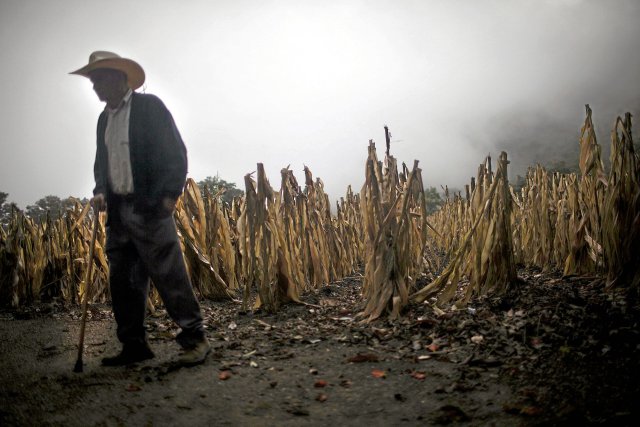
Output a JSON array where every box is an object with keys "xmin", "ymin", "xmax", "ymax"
[{"xmin": 71, "ymin": 51, "xmax": 210, "ymax": 366}]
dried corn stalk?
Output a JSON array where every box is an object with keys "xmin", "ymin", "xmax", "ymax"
[
  {"xmin": 551, "ymin": 173, "xmax": 573, "ymax": 267},
  {"xmin": 3, "ymin": 105, "xmax": 639, "ymax": 311},
  {"xmin": 278, "ymin": 167, "xmax": 309, "ymax": 292},
  {"xmin": 602, "ymin": 113, "xmax": 640, "ymax": 290},
  {"xmin": 522, "ymin": 166, "xmax": 554, "ymax": 270},
  {"xmin": 360, "ymin": 141, "xmax": 428, "ymax": 321},
  {"xmin": 0, "ymin": 201, "xmax": 109, "ymax": 307},
  {"xmin": 574, "ymin": 104, "xmax": 606, "ymax": 271},
  {"xmin": 238, "ymin": 164, "xmax": 301, "ymax": 312},
  {"xmin": 413, "ymin": 152, "xmax": 516, "ymax": 305},
  {"xmin": 175, "ymin": 178, "xmax": 234, "ymax": 300},
  {"xmin": 302, "ymin": 167, "xmax": 332, "ymax": 286},
  {"xmin": 335, "ymin": 186, "xmax": 364, "ymax": 270}
]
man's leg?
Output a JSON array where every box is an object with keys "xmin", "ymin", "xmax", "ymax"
[
  {"xmin": 106, "ymin": 226, "xmax": 149, "ymax": 345},
  {"xmin": 124, "ymin": 208, "xmax": 206, "ymax": 349},
  {"xmin": 102, "ymin": 210, "xmax": 154, "ymax": 365}
]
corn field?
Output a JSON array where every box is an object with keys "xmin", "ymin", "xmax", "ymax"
[{"xmin": 1, "ymin": 106, "xmax": 638, "ymax": 319}]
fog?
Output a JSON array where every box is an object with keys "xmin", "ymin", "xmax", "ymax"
[{"xmin": 0, "ymin": 0, "xmax": 638, "ymax": 208}]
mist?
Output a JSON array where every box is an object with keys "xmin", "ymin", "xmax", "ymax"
[{"xmin": 0, "ymin": 0, "xmax": 638, "ymax": 208}]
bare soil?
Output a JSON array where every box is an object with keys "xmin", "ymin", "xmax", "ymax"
[{"xmin": 1, "ymin": 269, "xmax": 638, "ymax": 426}]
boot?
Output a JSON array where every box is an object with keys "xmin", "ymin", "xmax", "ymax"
[
  {"xmin": 101, "ymin": 342, "xmax": 154, "ymax": 366},
  {"xmin": 177, "ymin": 339, "xmax": 211, "ymax": 367}
]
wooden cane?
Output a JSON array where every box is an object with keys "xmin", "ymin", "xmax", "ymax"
[{"xmin": 73, "ymin": 211, "xmax": 99, "ymax": 373}]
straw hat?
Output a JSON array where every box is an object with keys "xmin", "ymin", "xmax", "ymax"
[{"xmin": 70, "ymin": 51, "xmax": 145, "ymax": 90}]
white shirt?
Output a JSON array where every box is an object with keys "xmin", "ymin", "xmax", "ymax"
[{"xmin": 104, "ymin": 89, "xmax": 134, "ymax": 195}]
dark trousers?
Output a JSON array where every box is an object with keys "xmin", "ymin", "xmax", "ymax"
[{"xmin": 106, "ymin": 200, "xmax": 204, "ymax": 349}]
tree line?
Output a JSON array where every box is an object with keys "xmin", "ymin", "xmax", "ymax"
[{"xmin": 1, "ymin": 176, "xmax": 446, "ymax": 226}]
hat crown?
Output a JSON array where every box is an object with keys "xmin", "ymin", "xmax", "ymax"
[
  {"xmin": 89, "ymin": 51, "xmax": 121, "ymax": 64},
  {"xmin": 71, "ymin": 50, "xmax": 145, "ymax": 90}
]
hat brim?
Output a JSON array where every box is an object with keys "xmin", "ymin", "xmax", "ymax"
[{"xmin": 70, "ymin": 58, "xmax": 145, "ymax": 90}]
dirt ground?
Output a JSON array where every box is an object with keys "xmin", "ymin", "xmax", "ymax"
[{"xmin": 1, "ymin": 269, "xmax": 638, "ymax": 426}]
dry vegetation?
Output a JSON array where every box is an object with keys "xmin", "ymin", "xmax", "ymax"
[{"xmin": 1, "ymin": 105, "xmax": 638, "ymax": 317}]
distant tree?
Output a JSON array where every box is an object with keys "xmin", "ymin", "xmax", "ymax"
[
  {"xmin": 0, "ymin": 192, "xmax": 21, "ymax": 228},
  {"xmin": 445, "ymin": 187, "xmax": 463, "ymax": 200},
  {"xmin": 509, "ymin": 158, "xmax": 579, "ymax": 195},
  {"xmin": 196, "ymin": 176, "xmax": 244, "ymax": 205},
  {"xmin": 424, "ymin": 186, "xmax": 443, "ymax": 215},
  {"xmin": 0, "ymin": 192, "xmax": 8, "ymax": 228},
  {"xmin": 546, "ymin": 160, "xmax": 579, "ymax": 175},
  {"xmin": 25, "ymin": 195, "xmax": 76, "ymax": 223}
]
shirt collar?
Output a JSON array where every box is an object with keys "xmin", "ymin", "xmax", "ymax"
[{"xmin": 106, "ymin": 89, "xmax": 133, "ymax": 114}]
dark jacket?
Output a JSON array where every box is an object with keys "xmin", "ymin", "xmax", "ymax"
[{"xmin": 93, "ymin": 92, "xmax": 187, "ymax": 220}]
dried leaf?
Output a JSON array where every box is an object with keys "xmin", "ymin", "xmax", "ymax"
[
  {"xmin": 371, "ymin": 369, "xmax": 386, "ymax": 378},
  {"xmin": 471, "ymin": 335, "xmax": 484, "ymax": 344},
  {"xmin": 314, "ymin": 380, "xmax": 328, "ymax": 388},
  {"xmin": 410, "ymin": 371, "xmax": 426, "ymax": 380},
  {"xmin": 218, "ymin": 370, "xmax": 232, "ymax": 381}
]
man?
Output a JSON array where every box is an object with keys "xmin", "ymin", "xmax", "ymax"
[{"xmin": 71, "ymin": 51, "xmax": 210, "ymax": 366}]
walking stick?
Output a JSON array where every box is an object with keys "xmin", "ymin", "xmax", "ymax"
[{"xmin": 73, "ymin": 210, "xmax": 100, "ymax": 373}]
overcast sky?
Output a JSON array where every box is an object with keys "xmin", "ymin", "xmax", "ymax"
[{"xmin": 1, "ymin": 0, "xmax": 638, "ymax": 208}]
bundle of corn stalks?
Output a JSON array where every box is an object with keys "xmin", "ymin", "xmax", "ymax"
[
  {"xmin": 234, "ymin": 163, "xmax": 364, "ymax": 313},
  {"xmin": 237, "ymin": 164, "xmax": 301, "ymax": 312},
  {"xmin": 334, "ymin": 186, "xmax": 364, "ymax": 275},
  {"xmin": 508, "ymin": 105, "xmax": 608, "ymax": 277},
  {"xmin": 301, "ymin": 166, "xmax": 332, "ymax": 286},
  {"xmin": 2, "ymin": 108, "xmax": 639, "ymax": 316},
  {"xmin": 413, "ymin": 152, "xmax": 516, "ymax": 306},
  {"xmin": 428, "ymin": 186, "xmax": 469, "ymax": 259},
  {"xmin": 335, "ymin": 186, "xmax": 364, "ymax": 268},
  {"xmin": 571, "ymin": 104, "xmax": 606, "ymax": 273},
  {"xmin": 0, "ymin": 200, "xmax": 108, "ymax": 307},
  {"xmin": 360, "ymin": 141, "xmax": 429, "ymax": 321},
  {"xmin": 175, "ymin": 178, "xmax": 235, "ymax": 300},
  {"xmin": 550, "ymin": 172, "xmax": 575, "ymax": 268},
  {"xmin": 602, "ymin": 112, "xmax": 640, "ymax": 291},
  {"xmin": 71, "ymin": 207, "xmax": 109, "ymax": 305},
  {"xmin": 515, "ymin": 165, "xmax": 555, "ymax": 270},
  {"xmin": 277, "ymin": 167, "xmax": 309, "ymax": 294}
]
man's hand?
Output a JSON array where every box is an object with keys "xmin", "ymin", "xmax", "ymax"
[
  {"xmin": 91, "ymin": 193, "xmax": 106, "ymax": 212},
  {"xmin": 162, "ymin": 197, "xmax": 177, "ymax": 214}
]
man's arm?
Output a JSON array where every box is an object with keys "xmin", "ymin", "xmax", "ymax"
[
  {"xmin": 91, "ymin": 193, "xmax": 106, "ymax": 211},
  {"xmin": 145, "ymin": 95, "xmax": 188, "ymax": 201}
]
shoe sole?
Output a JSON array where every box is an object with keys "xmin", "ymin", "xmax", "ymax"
[{"xmin": 101, "ymin": 354, "xmax": 154, "ymax": 367}]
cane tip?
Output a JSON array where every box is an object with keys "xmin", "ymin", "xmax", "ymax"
[{"xmin": 73, "ymin": 359, "xmax": 83, "ymax": 373}]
